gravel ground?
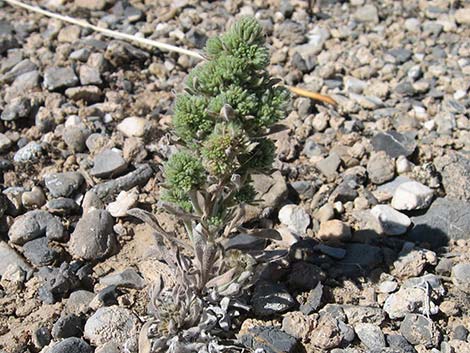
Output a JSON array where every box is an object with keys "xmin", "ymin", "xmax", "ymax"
[{"xmin": 0, "ymin": 0, "xmax": 469, "ymax": 352}]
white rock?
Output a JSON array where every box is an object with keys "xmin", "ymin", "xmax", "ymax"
[
  {"xmin": 278, "ymin": 204, "xmax": 310, "ymax": 235},
  {"xmin": 107, "ymin": 190, "xmax": 138, "ymax": 217},
  {"xmin": 371, "ymin": 205, "xmax": 411, "ymax": 235},
  {"xmin": 117, "ymin": 117, "xmax": 147, "ymax": 137},
  {"xmin": 391, "ymin": 181, "xmax": 433, "ymax": 210},
  {"xmin": 396, "ymin": 156, "xmax": 413, "ymax": 174}
]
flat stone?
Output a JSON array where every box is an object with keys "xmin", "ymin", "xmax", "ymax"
[
  {"xmin": 371, "ymin": 131, "xmax": 416, "ymax": 158},
  {"xmin": 13, "ymin": 141, "xmax": 43, "ymax": 163},
  {"xmin": 76, "ymin": 0, "xmax": 106, "ymax": 10},
  {"xmin": 278, "ymin": 204, "xmax": 310, "ymax": 235},
  {"xmin": 65, "ymin": 85, "xmax": 102, "ymax": 103},
  {"xmin": 451, "ymin": 263, "xmax": 470, "ymax": 293},
  {"xmin": 44, "ymin": 67, "xmax": 79, "ymax": 91},
  {"xmin": 400, "ymin": 314, "xmax": 440, "ymax": 348},
  {"xmin": 8, "ymin": 210, "xmax": 65, "ymax": 245},
  {"xmin": 316, "ymin": 153, "xmax": 341, "ymax": 180},
  {"xmin": 354, "ymin": 4, "xmax": 379, "ymax": 23},
  {"xmin": 391, "ymin": 181, "xmax": 433, "ymax": 210},
  {"xmin": 23, "ymin": 237, "xmax": 60, "ymax": 266},
  {"xmin": 47, "ymin": 198, "xmax": 81, "ymax": 215},
  {"xmin": 0, "ymin": 241, "xmax": 32, "ymax": 277},
  {"xmin": 367, "ymin": 151, "xmax": 395, "ymax": 185},
  {"xmin": 282, "ymin": 311, "xmax": 317, "ymax": 342},
  {"xmin": 91, "ymin": 149, "xmax": 128, "ymax": 179},
  {"xmin": 47, "ymin": 337, "xmax": 93, "ymax": 353},
  {"xmin": 0, "ymin": 133, "xmax": 12, "ymax": 152},
  {"xmin": 79, "ymin": 65, "xmax": 102, "ymax": 85},
  {"xmin": 99, "ymin": 268, "xmax": 145, "ymax": 289},
  {"xmin": 300, "ymin": 282, "xmax": 323, "ymax": 314},
  {"xmin": 393, "ymin": 245, "xmax": 437, "ymax": 278},
  {"xmin": 355, "ymin": 323, "xmax": 386, "ymax": 351},
  {"xmin": 252, "ymin": 281, "xmax": 296, "ymax": 317},
  {"xmin": 1, "ymin": 59, "xmax": 36, "ymax": 83},
  {"xmin": 117, "ymin": 117, "xmax": 147, "ymax": 137},
  {"xmin": 44, "ymin": 172, "xmax": 84, "ymax": 198},
  {"xmin": 240, "ymin": 326, "xmax": 300, "ymax": 353},
  {"xmin": 408, "ymin": 197, "xmax": 470, "ymax": 247},
  {"xmin": 371, "ymin": 205, "xmax": 411, "ymax": 235},
  {"xmin": 65, "ymin": 290, "xmax": 95, "ymax": 314}
]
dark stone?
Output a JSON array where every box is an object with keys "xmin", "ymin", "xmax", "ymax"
[
  {"xmin": 47, "ymin": 198, "xmax": 81, "ymax": 215},
  {"xmin": 288, "ymin": 238, "xmax": 320, "ymax": 262},
  {"xmin": 224, "ymin": 233, "xmax": 266, "ymax": 251},
  {"xmin": 300, "ymin": 282, "xmax": 323, "ymax": 315},
  {"xmin": 105, "ymin": 40, "xmax": 150, "ymax": 67},
  {"xmin": 252, "ymin": 281, "xmax": 296, "ymax": 317},
  {"xmin": 44, "ymin": 172, "xmax": 84, "ymax": 198},
  {"xmin": 388, "ymin": 48, "xmax": 412, "ymax": 63},
  {"xmin": 92, "ymin": 285, "xmax": 119, "ymax": 307},
  {"xmin": 408, "ymin": 197, "xmax": 470, "ymax": 248},
  {"xmin": 52, "ymin": 314, "xmax": 84, "ymax": 339},
  {"xmin": 386, "ymin": 334, "xmax": 417, "ymax": 353},
  {"xmin": 400, "ymin": 314, "xmax": 440, "ymax": 348},
  {"xmin": 287, "ymin": 261, "xmax": 324, "ymax": 291},
  {"xmin": 37, "ymin": 262, "xmax": 85, "ymax": 304},
  {"xmin": 337, "ymin": 244, "xmax": 383, "ymax": 276},
  {"xmin": 23, "ymin": 237, "xmax": 60, "ymax": 266},
  {"xmin": 186, "ymin": 28, "xmax": 208, "ymax": 49},
  {"xmin": 32, "ymin": 326, "xmax": 51, "ymax": 349},
  {"xmin": 371, "ymin": 131, "xmax": 416, "ymax": 158},
  {"xmin": 240, "ymin": 326, "xmax": 301, "ymax": 353},
  {"xmin": 44, "ymin": 67, "xmax": 79, "ymax": 91},
  {"xmin": 48, "ymin": 337, "xmax": 93, "ymax": 353},
  {"xmin": 395, "ymin": 81, "xmax": 416, "ymax": 96},
  {"xmin": 330, "ymin": 179, "xmax": 358, "ymax": 203},
  {"xmin": 8, "ymin": 210, "xmax": 65, "ymax": 245}
]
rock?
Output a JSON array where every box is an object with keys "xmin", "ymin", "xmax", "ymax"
[
  {"xmin": 99, "ymin": 268, "xmax": 145, "ymax": 289},
  {"xmin": 1, "ymin": 59, "xmax": 36, "ymax": 83},
  {"xmin": 52, "ymin": 314, "xmax": 84, "ymax": 339},
  {"xmin": 84, "ymin": 306, "xmax": 139, "ymax": 347},
  {"xmin": 47, "ymin": 198, "xmax": 81, "ymax": 215},
  {"xmin": 240, "ymin": 326, "xmax": 300, "ymax": 353},
  {"xmin": 106, "ymin": 190, "xmax": 138, "ymax": 217},
  {"xmin": 37, "ymin": 262, "xmax": 84, "ymax": 304},
  {"xmin": 252, "ymin": 281, "xmax": 296, "ymax": 317},
  {"xmin": 400, "ymin": 314, "xmax": 440, "ymax": 348},
  {"xmin": 393, "ymin": 244, "xmax": 437, "ymax": 278},
  {"xmin": 452, "ymin": 325, "xmax": 468, "ymax": 341},
  {"xmin": 310, "ymin": 315, "xmax": 344, "ymax": 349},
  {"xmin": 371, "ymin": 205, "xmax": 411, "ymax": 235},
  {"xmin": 408, "ymin": 198, "xmax": 470, "ymax": 247},
  {"xmin": 117, "ymin": 117, "xmax": 147, "ymax": 137},
  {"xmin": 0, "ymin": 263, "xmax": 26, "ymax": 291},
  {"xmin": 391, "ymin": 181, "xmax": 433, "ymax": 210},
  {"xmin": 288, "ymin": 261, "xmax": 323, "ymax": 291},
  {"xmin": 65, "ymin": 290, "xmax": 95, "ymax": 314},
  {"xmin": 44, "ymin": 67, "xmax": 79, "ymax": 91},
  {"xmin": 313, "ymin": 203, "xmax": 335, "ymax": 222},
  {"xmin": 70, "ymin": 48, "xmax": 90, "ymax": 61},
  {"xmin": 44, "ymin": 172, "xmax": 84, "ymax": 198},
  {"xmin": 378, "ymin": 280, "xmax": 398, "ymax": 293},
  {"xmin": 316, "ymin": 153, "xmax": 341, "ymax": 181},
  {"xmin": 223, "ymin": 233, "xmax": 266, "ymax": 251},
  {"xmin": 355, "ymin": 323, "xmax": 386, "ymax": 351},
  {"xmin": 371, "ymin": 131, "xmax": 416, "ymax": 158},
  {"xmin": 65, "ymin": 86, "xmax": 102, "ymax": 103},
  {"xmin": 282, "ymin": 311, "xmax": 317, "ymax": 341},
  {"xmin": 330, "ymin": 180, "xmax": 358, "ymax": 203},
  {"xmin": 291, "ymin": 181, "xmax": 315, "ymax": 199},
  {"xmin": 435, "ymin": 152, "xmax": 470, "ymax": 201},
  {"xmin": 341, "ymin": 305, "xmax": 385, "ymax": 325},
  {"xmin": 8, "ymin": 210, "xmax": 65, "ymax": 245},
  {"xmin": 105, "ymin": 40, "xmax": 149, "ymax": 67},
  {"xmin": 300, "ymin": 282, "xmax": 323, "ymax": 314},
  {"xmin": 278, "ymin": 204, "xmax": 310, "ymax": 235},
  {"xmin": 47, "ymin": 337, "xmax": 93, "ymax": 353},
  {"xmin": 0, "ymin": 241, "xmax": 32, "ymax": 277},
  {"xmin": 9, "ymin": 70, "xmax": 41, "ymax": 95},
  {"xmin": 388, "ymin": 48, "xmax": 412, "ymax": 64},
  {"xmin": 339, "ymin": 244, "xmax": 383, "ymax": 274},
  {"xmin": 455, "ymin": 8, "xmax": 470, "ymax": 25},
  {"xmin": 375, "ymin": 176, "xmax": 413, "ymax": 200},
  {"xmin": 32, "ymin": 327, "xmax": 51, "ymax": 349},
  {"xmin": 396, "ymin": 156, "xmax": 414, "ymax": 174},
  {"xmin": 367, "ymin": 151, "xmax": 395, "ymax": 185},
  {"xmin": 22, "ymin": 186, "xmax": 47, "ymax": 208},
  {"xmin": 354, "ymin": 4, "xmax": 379, "ymax": 23},
  {"xmin": 13, "ymin": 141, "xmax": 43, "ymax": 163},
  {"xmin": 451, "ymin": 263, "xmax": 470, "ymax": 293},
  {"xmin": 317, "ymin": 220, "xmax": 352, "ymax": 242},
  {"xmin": 386, "ymin": 334, "xmax": 417, "ymax": 353},
  {"xmin": 91, "ymin": 164, "xmax": 153, "ymax": 201},
  {"xmin": 69, "ymin": 209, "xmax": 116, "ymax": 260},
  {"xmin": 79, "ymin": 65, "xmax": 102, "ymax": 85},
  {"xmin": 91, "ymin": 149, "xmax": 128, "ymax": 179},
  {"xmin": 313, "ymin": 244, "xmax": 346, "ymax": 259},
  {"xmin": 23, "ymin": 237, "xmax": 60, "ymax": 266},
  {"xmin": 0, "ymin": 133, "xmax": 12, "ymax": 152},
  {"xmin": 1, "ymin": 96, "xmax": 31, "ymax": 121},
  {"xmin": 384, "ymin": 287, "xmax": 438, "ymax": 319},
  {"xmin": 89, "ymin": 285, "xmax": 119, "ymax": 309},
  {"xmin": 76, "ymin": 0, "xmax": 106, "ymax": 10}
]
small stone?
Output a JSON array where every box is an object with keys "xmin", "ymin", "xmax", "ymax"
[
  {"xmin": 0, "ymin": 263, "xmax": 26, "ymax": 291},
  {"xmin": 13, "ymin": 141, "xmax": 42, "ymax": 163},
  {"xmin": 47, "ymin": 337, "xmax": 93, "ymax": 353},
  {"xmin": 47, "ymin": 198, "xmax": 81, "ymax": 215},
  {"xmin": 371, "ymin": 131, "xmax": 417, "ymax": 158},
  {"xmin": 391, "ymin": 181, "xmax": 433, "ymax": 210},
  {"xmin": 314, "ymin": 244, "xmax": 346, "ymax": 259},
  {"xmin": 354, "ymin": 4, "xmax": 379, "ymax": 23},
  {"xmin": 384, "ymin": 287, "xmax": 438, "ymax": 319},
  {"xmin": 99, "ymin": 268, "xmax": 145, "ymax": 289},
  {"xmin": 0, "ymin": 133, "xmax": 12, "ymax": 152},
  {"xmin": 435, "ymin": 152, "xmax": 470, "ymax": 201},
  {"xmin": 76, "ymin": 0, "xmax": 106, "ymax": 10},
  {"xmin": 355, "ymin": 323, "xmax": 386, "ymax": 351},
  {"xmin": 22, "ymin": 186, "xmax": 47, "ymax": 208},
  {"xmin": 1, "ymin": 96, "xmax": 31, "ymax": 121},
  {"xmin": 240, "ymin": 326, "xmax": 300, "ymax": 353},
  {"xmin": 367, "ymin": 151, "xmax": 395, "ymax": 185},
  {"xmin": 65, "ymin": 86, "xmax": 102, "ymax": 103},
  {"xmin": 435, "ymin": 258, "xmax": 453, "ymax": 276},
  {"xmin": 0, "ymin": 241, "xmax": 32, "ymax": 277},
  {"xmin": 84, "ymin": 306, "xmax": 139, "ymax": 347},
  {"xmin": 396, "ymin": 156, "xmax": 414, "ymax": 174},
  {"xmin": 400, "ymin": 314, "xmax": 440, "ymax": 348},
  {"xmin": 300, "ymin": 282, "xmax": 323, "ymax": 314},
  {"xmin": 451, "ymin": 263, "xmax": 470, "ymax": 293},
  {"xmin": 44, "ymin": 67, "xmax": 79, "ymax": 91},
  {"xmin": 70, "ymin": 48, "xmax": 91, "ymax": 61},
  {"xmin": 339, "ymin": 244, "xmax": 383, "ymax": 274},
  {"xmin": 393, "ymin": 245, "xmax": 437, "ymax": 278},
  {"xmin": 45, "ymin": 172, "xmax": 84, "ymax": 198},
  {"xmin": 32, "ymin": 327, "xmax": 51, "ymax": 349},
  {"xmin": 341, "ymin": 305, "xmax": 385, "ymax": 325},
  {"xmin": 252, "ymin": 281, "xmax": 296, "ymax": 317},
  {"xmin": 58, "ymin": 25, "xmax": 81, "ymax": 42},
  {"xmin": 378, "ymin": 280, "xmax": 398, "ymax": 293},
  {"xmin": 106, "ymin": 190, "xmax": 138, "ymax": 217},
  {"xmin": 313, "ymin": 203, "xmax": 335, "ymax": 222},
  {"xmin": 23, "ymin": 237, "xmax": 60, "ymax": 266},
  {"xmin": 452, "ymin": 325, "xmax": 468, "ymax": 341},
  {"xmin": 317, "ymin": 220, "xmax": 351, "ymax": 242},
  {"xmin": 316, "ymin": 153, "xmax": 341, "ymax": 181},
  {"xmin": 278, "ymin": 204, "xmax": 310, "ymax": 235},
  {"xmin": 8, "ymin": 210, "xmax": 65, "ymax": 244},
  {"xmin": 79, "ymin": 65, "xmax": 102, "ymax": 85},
  {"xmin": 288, "ymin": 261, "xmax": 323, "ymax": 291},
  {"xmin": 65, "ymin": 290, "xmax": 94, "ymax": 314},
  {"xmin": 386, "ymin": 334, "xmax": 417, "ymax": 353},
  {"xmin": 90, "ymin": 149, "xmax": 128, "ymax": 179},
  {"xmin": 52, "ymin": 314, "xmax": 84, "ymax": 339},
  {"xmin": 69, "ymin": 209, "xmax": 116, "ymax": 260},
  {"xmin": 310, "ymin": 316, "xmax": 343, "ymax": 349},
  {"xmin": 117, "ymin": 117, "xmax": 147, "ymax": 138},
  {"xmin": 371, "ymin": 205, "xmax": 411, "ymax": 235},
  {"xmin": 282, "ymin": 311, "xmax": 317, "ymax": 341},
  {"xmin": 455, "ymin": 8, "xmax": 470, "ymax": 25}
]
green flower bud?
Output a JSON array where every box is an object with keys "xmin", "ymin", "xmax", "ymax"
[{"xmin": 164, "ymin": 151, "xmax": 205, "ymax": 193}]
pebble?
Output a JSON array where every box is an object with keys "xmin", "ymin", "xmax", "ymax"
[
  {"xmin": 367, "ymin": 151, "xmax": 395, "ymax": 185},
  {"xmin": 84, "ymin": 306, "xmax": 139, "ymax": 348},
  {"xmin": 393, "ymin": 245, "xmax": 437, "ymax": 278},
  {"xmin": 76, "ymin": 0, "xmax": 106, "ymax": 10},
  {"xmin": 13, "ymin": 141, "xmax": 43, "ymax": 163},
  {"xmin": 455, "ymin": 8, "xmax": 470, "ymax": 25},
  {"xmin": 316, "ymin": 153, "xmax": 341, "ymax": 181},
  {"xmin": 65, "ymin": 290, "xmax": 95, "ymax": 314},
  {"xmin": 288, "ymin": 261, "xmax": 323, "ymax": 291},
  {"xmin": 252, "ymin": 281, "xmax": 296, "ymax": 317},
  {"xmin": 65, "ymin": 85, "xmax": 103, "ymax": 103},
  {"xmin": 371, "ymin": 205, "xmax": 411, "ymax": 235},
  {"xmin": 99, "ymin": 268, "xmax": 145, "ymax": 289},
  {"xmin": 391, "ymin": 181, "xmax": 433, "ymax": 210},
  {"xmin": 386, "ymin": 334, "xmax": 417, "ymax": 353},
  {"xmin": 240, "ymin": 326, "xmax": 300, "ymax": 353},
  {"xmin": 0, "ymin": 241, "xmax": 32, "ymax": 277},
  {"xmin": 354, "ymin": 4, "xmax": 379, "ymax": 23},
  {"xmin": 278, "ymin": 204, "xmax": 310, "ymax": 235},
  {"xmin": 79, "ymin": 65, "xmax": 102, "ymax": 85},
  {"xmin": 43, "ymin": 67, "xmax": 79, "ymax": 91},
  {"xmin": 32, "ymin": 327, "xmax": 51, "ymax": 349},
  {"xmin": 1, "ymin": 96, "xmax": 31, "ymax": 121},
  {"xmin": 341, "ymin": 305, "xmax": 385, "ymax": 325},
  {"xmin": 69, "ymin": 209, "xmax": 117, "ymax": 260},
  {"xmin": 400, "ymin": 313, "xmax": 440, "ymax": 348},
  {"xmin": 310, "ymin": 316, "xmax": 343, "ymax": 349},
  {"xmin": 47, "ymin": 198, "xmax": 81, "ymax": 214},
  {"xmin": 63, "ymin": 126, "xmax": 90, "ymax": 152},
  {"xmin": 0, "ymin": 133, "xmax": 12, "ymax": 152},
  {"xmin": 47, "ymin": 337, "xmax": 93, "ymax": 353},
  {"xmin": 44, "ymin": 172, "xmax": 84, "ymax": 198},
  {"xmin": 90, "ymin": 149, "xmax": 128, "ymax": 179},
  {"xmin": 355, "ymin": 323, "xmax": 386, "ymax": 351},
  {"xmin": 117, "ymin": 117, "xmax": 147, "ymax": 137},
  {"xmin": 106, "ymin": 190, "xmax": 138, "ymax": 217},
  {"xmin": 396, "ymin": 156, "xmax": 413, "ymax": 174},
  {"xmin": 317, "ymin": 219, "xmax": 352, "ymax": 242},
  {"xmin": 435, "ymin": 152, "xmax": 470, "ymax": 201},
  {"xmin": 52, "ymin": 314, "xmax": 84, "ymax": 339},
  {"xmin": 339, "ymin": 244, "xmax": 383, "ymax": 275},
  {"xmin": 23, "ymin": 237, "xmax": 60, "ymax": 266},
  {"xmin": 21, "ymin": 186, "xmax": 47, "ymax": 208},
  {"xmin": 8, "ymin": 210, "xmax": 65, "ymax": 245},
  {"xmin": 371, "ymin": 131, "xmax": 416, "ymax": 158},
  {"xmin": 300, "ymin": 282, "xmax": 323, "ymax": 314},
  {"xmin": 384, "ymin": 287, "xmax": 438, "ymax": 319},
  {"xmin": 451, "ymin": 263, "xmax": 470, "ymax": 293}
]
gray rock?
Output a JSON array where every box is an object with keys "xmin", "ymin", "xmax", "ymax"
[
  {"xmin": 384, "ymin": 287, "xmax": 438, "ymax": 319},
  {"xmin": 99, "ymin": 268, "xmax": 145, "ymax": 289},
  {"xmin": 371, "ymin": 205, "xmax": 411, "ymax": 235},
  {"xmin": 252, "ymin": 281, "xmax": 296, "ymax": 317},
  {"xmin": 435, "ymin": 258, "xmax": 453, "ymax": 276},
  {"xmin": 288, "ymin": 261, "xmax": 323, "ymax": 291},
  {"xmin": 10, "ymin": 70, "xmax": 41, "ymax": 94},
  {"xmin": 354, "ymin": 4, "xmax": 379, "ymax": 23},
  {"xmin": 451, "ymin": 325, "xmax": 468, "ymax": 341},
  {"xmin": 314, "ymin": 244, "xmax": 346, "ymax": 259},
  {"xmin": 0, "ymin": 241, "xmax": 32, "ymax": 277},
  {"xmin": 300, "ymin": 282, "xmax": 323, "ymax": 314},
  {"xmin": 451, "ymin": 263, "xmax": 470, "ymax": 293},
  {"xmin": 408, "ymin": 198, "xmax": 470, "ymax": 248},
  {"xmin": 316, "ymin": 153, "xmax": 341, "ymax": 181},
  {"xmin": 291, "ymin": 181, "xmax": 315, "ymax": 199},
  {"xmin": 44, "ymin": 67, "xmax": 79, "ymax": 91},
  {"xmin": 338, "ymin": 244, "xmax": 383, "ymax": 275},
  {"xmin": 223, "ymin": 233, "xmax": 266, "ymax": 251},
  {"xmin": 391, "ymin": 181, "xmax": 433, "ymax": 210},
  {"xmin": 45, "ymin": 172, "xmax": 84, "ymax": 198},
  {"xmin": 302, "ymin": 138, "xmax": 323, "ymax": 158},
  {"xmin": 400, "ymin": 314, "xmax": 440, "ymax": 348},
  {"xmin": 65, "ymin": 290, "xmax": 95, "ymax": 314},
  {"xmin": 240, "ymin": 326, "xmax": 300, "ymax": 353},
  {"xmin": 32, "ymin": 327, "xmax": 51, "ymax": 349},
  {"xmin": 47, "ymin": 198, "xmax": 81, "ymax": 215},
  {"xmin": 455, "ymin": 8, "xmax": 470, "ymax": 25},
  {"xmin": 70, "ymin": 48, "xmax": 91, "ymax": 61},
  {"xmin": 84, "ymin": 306, "xmax": 139, "ymax": 347},
  {"xmin": 435, "ymin": 152, "xmax": 470, "ymax": 201},
  {"xmin": 13, "ymin": 141, "xmax": 43, "ymax": 163},
  {"xmin": 376, "ymin": 176, "xmax": 413, "ymax": 199},
  {"xmin": 1, "ymin": 59, "xmax": 36, "ymax": 83},
  {"xmin": 52, "ymin": 314, "xmax": 84, "ymax": 339},
  {"xmin": 8, "ymin": 210, "xmax": 65, "ymax": 245},
  {"xmin": 278, "ymin": 204, "xmax": 310, "ymax": 235},
  {"xmin": 63, "ymin": 126, "xmax": 90, "ymax": 152},
  {"xmin": 69, "ymin": 209, "xmax": 116, "ymax": 260},
  {"xmin": 371, "ymin": 131, "xmax": 416, "ymax": 158},
  {"xmin": 105, "ymin": 40, "xmax": 150, "ymax": 67},
  {"xmin": 367, "ymin": 151, "xmax": 395, "ymax": 185},
  {"xmin": 393, "ymin": 244, "xmax": 437, "ymax": 278},
  {"xmin": 91, "ymin": 164, "xmax": 153, "ymax": 201},
  {"xmin": 23, "ymin": 237, "xmax": 60, "ymax": 266},
  {"xmin": 47, "ymin": 337, "xmax": 93, "ymax": 353},
  {"xmin": 79, "ymin": 65, "xmax": 102, "ymax": 85},
  {"xmin": 341, "ymin": 305, "xmax": 385, "ymax": 325},
  {"xmin": 91, "ymin": 149, "xmax": 128, "ymax": 178},
  {"xmin": 355, "ymin": 323, "xmax": 386, "ymax": 351},
  {"xmin": 388, "ymin": 48, "xmax": 412, "ymax": 64},
  {"xmin": 1, "ymin": 96, "xmax": 31, "ymax": 121},
  {"xmin": 386, "ymin": 334, "xmax": 417, "ymax": 353}
]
